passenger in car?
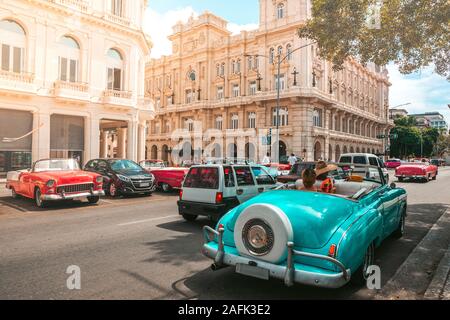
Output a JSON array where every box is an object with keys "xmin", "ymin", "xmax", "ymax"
[
  {"xmin": 297, "ymin": 169, "xmax": 319, "ymax": 192},
  {"xmin": 315, "ymin": 161, "xmax": 338, "ymax": 194}
]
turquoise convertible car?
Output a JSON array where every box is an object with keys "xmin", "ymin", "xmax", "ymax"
[{"xmin": 202, "ymin": 165, "xmax": 407, "ymax": 288}]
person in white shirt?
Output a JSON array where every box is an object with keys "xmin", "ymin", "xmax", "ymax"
[
  {"xmin": 288, "ymin": 153, "xmax": 297, "ymax": 166},
  {"xmin": 262, "ymin": 153, "xmax": 271, "ymax": 165}
]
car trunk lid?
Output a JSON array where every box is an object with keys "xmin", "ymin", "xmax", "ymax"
[{"xmin": 227, "ymin": 190, "xmax": 357, "ymax": 249}]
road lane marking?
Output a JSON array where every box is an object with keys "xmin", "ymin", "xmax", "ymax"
[{"xmin": 117, "ymin": 215, "xmax": 179, "ymax": 227}]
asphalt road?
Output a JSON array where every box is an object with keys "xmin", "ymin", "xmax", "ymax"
[{"xmin": 0, "ymin": 168, "xmax": 449, "ymax": 300}]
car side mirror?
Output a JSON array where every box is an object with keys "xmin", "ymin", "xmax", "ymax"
[{"xmin": 390, "ymin": 182, "xmax": 397, "ymax": 189}]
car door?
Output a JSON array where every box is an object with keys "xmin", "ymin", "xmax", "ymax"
[
  {"xmin": 251, "ymin": 166, "xmax": 277, "ymax": 193},
  {"xmin": 233, "ymin": 166, "xmax": 258, "ymax": 203},
  {"xmin": 376, "ymin": 169, "xmax": 400, "ymax": 237}
]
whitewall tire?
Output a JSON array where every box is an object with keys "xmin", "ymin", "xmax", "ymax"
[{"xmin": 234, "ymin": 204, "xmax": 294, "ymax": 264}]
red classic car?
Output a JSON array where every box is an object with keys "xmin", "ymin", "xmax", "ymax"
[
  {"xmin": 395, "ymin": 162, "xmax": 438, "ymax": 182},
  {"xmin": 139, "ymin": 160, "xmax": 166, "ymax": 171},
  {"xmin": 146, "ymin": 167, "xmax": 189, "ymax": 192},
  {"xmin": 385, "ymin": 159, "xmax": 402, "ymax": 169},
  {"xmin": 6, "ymin": 159, "xmax": 105, "ymax": 208},
  {"xmin": 265, "ymin": 163, "xmax": 292, "ymax": 176}
]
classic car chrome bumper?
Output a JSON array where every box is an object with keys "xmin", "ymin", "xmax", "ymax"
[
  {"xmin": 42, "ymin": 190, "xmax": 105, "ymax": 201},
  {"xmin": 202, "ymin": 226, "xmax": 351, "ymax": 289}
]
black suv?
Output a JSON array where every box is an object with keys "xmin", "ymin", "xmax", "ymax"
[{"xmin": 84, "ymin": 159, "xmax": 156, "ymax": 197}]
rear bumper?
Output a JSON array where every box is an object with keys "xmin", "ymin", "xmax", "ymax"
[
  {"xmin": 42, "ymin": 190, "xmax": 105, "ymax": 201},
  {"xmin": 178, "ymin": 199, "xmax": 238, "ymax": 218},
  {"xmin": 396, "ymin": 174, "xmax": 426, "ymax": 179},
  {"xmin": 202, "ymin": 226, "xmax": 351, "ymax": 289}
]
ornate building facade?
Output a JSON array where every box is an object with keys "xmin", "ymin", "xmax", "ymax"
[
  {"xmin": 145, "ymin": 0, "xmax": 393, "ymax": 164},
  {"xmin": 0, "ymin": 0, "xmax": 153, "ymax": 175}
]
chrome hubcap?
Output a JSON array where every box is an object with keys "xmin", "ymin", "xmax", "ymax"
[
  {"xmin": 110, "ymin": 184, "xmax": 116, "ymax": 196},
  {"xmin": 36, "ymin": 190, "xmax": 42, "ymax": 206}
]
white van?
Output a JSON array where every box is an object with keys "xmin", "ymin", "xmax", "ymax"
[
  {"xmin": 178, "ymin": 164, "xmax": 278, "ymax": 222},
  {"xmin": 339, "ymin": 153, "xmax": 389, "ymax": 182}
]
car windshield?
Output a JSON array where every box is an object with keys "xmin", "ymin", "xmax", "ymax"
[
  {"xmin": 109, "ymin": 160, "xmax": 143, "ymax": 171},
  {"xmin": 141, "ymin": 161, "xmax": 164, "ymax": 168},
  {"xmin": 34, "ymin": 159, "xmax": 80, "ymax": 172}
]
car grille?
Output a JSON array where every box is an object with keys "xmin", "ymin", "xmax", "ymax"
[
  {"xmin": 131, "ymin": 177, "xmax": 154, "ymax": 189},
  {"xmin": 57, "ymin": 183, "xmax": 93, "ymax": 194}
]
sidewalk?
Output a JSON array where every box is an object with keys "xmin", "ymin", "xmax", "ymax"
[
  {"xmin": 376, "ymin": 208, "xmax": 450, "ymax": 300},
  {"xmin": 425, "ymin": 244, "xmax": 450, "ymax": 300}
]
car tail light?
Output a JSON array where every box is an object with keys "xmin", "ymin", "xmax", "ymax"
[
  {"xmin": 328, "ymin": 244, "xmax": 337, "ymax": 258},
  {"xmin": 215, "ymin": 192, "xmax": 223, "ymax": 204},
  {"xmin": 179, "ymin": 189, "xmax": 183, "ymax": 200}
]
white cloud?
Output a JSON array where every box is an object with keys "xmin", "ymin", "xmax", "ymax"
[
  {"xmin": 227, "ymin": 23, "xmax": 259, "ymax": 35},
  {"xmin": 388, "ymin": 64, "xmax": 450, "ymax": 122},
  {"xmin": 143, "ymin": 7, "xmax": 259, "ymax": 58},
  {"xmin": 143, "ymin": 7, "xmax": 198, "ymax": 58}
]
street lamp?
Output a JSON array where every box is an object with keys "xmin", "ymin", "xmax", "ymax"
[{"xmin": 245, "ymin": 41, "xmax": 317, "ymax": 163}]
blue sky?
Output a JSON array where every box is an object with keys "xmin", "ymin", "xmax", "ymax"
[
  {"xmin": 148, "ymin": 0, "xmax": 259, "ymax": 25},
  {"xmin": 145, "ymin": 0, "xmax": 450, "ymax": 123}
]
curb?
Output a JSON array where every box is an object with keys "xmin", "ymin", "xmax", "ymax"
[
  {"xmin": 424, "ymin": 244, "xmax": 450, "ymax": 300},
  {"xmin": 375, "ymin": 208, "xmax": 450, "ymax": 300}
]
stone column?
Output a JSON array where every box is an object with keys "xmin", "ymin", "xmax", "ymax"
[
  {"xmin": 117, "ymin": 128, "xmax": 127, "ymax": 159},
  {"xmin": 32, "ymin": 111, "xmax": 51, "ymax": 163},
  {"xmin": 100, "ymin": 131, "xmax": 108, "ymax": 158},
  {"xmin": 137, "ymin": 122, "xmax": 147, "ymax": 162},
  {"xmin": 127, "ymin": 120, "xmax": 138, "ymax": 161}
]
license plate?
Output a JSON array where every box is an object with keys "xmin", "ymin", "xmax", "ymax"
[
  {"xmin": 140, "ymin": 183, "xmax": 150, "ymax": 188},
  {"xmin": 236, "ymin": 263, "xmax": 269, "ymax": 280}
]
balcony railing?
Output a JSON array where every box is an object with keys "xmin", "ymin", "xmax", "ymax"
[
  {"xmin": 54, "ymin": 80, "xmax": 89, "ymax": 92},
  {"xmin": 0, "ymin": 70, "xmax": 34, "ymax": 83},
  {"xmin": 104, "ymin": 13, "xmax": 131, "ymax": 26},
  {"xmin": 53, "ymin": 80, "xmax": 90, "ymax": 102},
  {"xmin": 48, "ymin": 0, "xmax": 89, "ymax": 13},
  {"xmin": 0, "ymin": 70, "xmax": 36, "ymax": 94},
  {"xmin": 103, "ymin": 89, "xmax": 132, "ymax": 99}
]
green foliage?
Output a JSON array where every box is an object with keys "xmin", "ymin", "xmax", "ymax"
[
  {"xmin": 390, "ymin": 117, "xmax": 442, "ymax": 158},
  {"xmin": 298, "ymin": 0, "xmax": 450, "ymax": 80}
]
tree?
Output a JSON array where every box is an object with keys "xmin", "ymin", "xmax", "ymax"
[
  {"xmin": 298, "ymin": 0, "xmax": 450, "ymax": 80},
  {"xmin": 434, "ymin": 134, "xmax": 450, "ymax": 157}
]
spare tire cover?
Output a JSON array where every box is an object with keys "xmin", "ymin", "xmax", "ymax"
[{"xmin": 234, "ymin": 203, "xmax": 294, "ymax": 264}]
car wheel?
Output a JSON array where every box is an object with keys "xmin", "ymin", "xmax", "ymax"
[
  {"xmin": 393, "ymin": 209, "xmax": 406, "ymax": 239},
  {"xmin": 87, "ymin": 196, "xmax": 100, "ymax": 204},
  {"xmin": 182, "ymin": 214, "xmax": 198, "ymax": 222},
  {"xmin": 161, "ymin": 183, "xmax": 172, "ymax": 193},
  {"xmin": 11, "ymin": 188, "xmax": 20, "ymax": 199},
  {"xmin": 109, "ymin": 183, "xmax": 119, "ymax": 198},
  {"xmin": 432, "ymin": 173, "xmax": 437, "ymax": 180},
  {"xmin": 34, "ymin": 188, "xmax": 47, "ymax": 208},
  {"xmin": 351, "ymin": 242, "xmax": 375, "ymax": 286}
]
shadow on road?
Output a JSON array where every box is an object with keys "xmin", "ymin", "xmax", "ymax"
[
  {"xmin": 142, "ymin": 218, "xmax": 215, "ymax": 266},
  {"xmin": 171, "ymin": 203, "xmax": 447, "ymax": 300}
]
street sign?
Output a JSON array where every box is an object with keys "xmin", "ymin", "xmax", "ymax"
[{"xmin": 390, "ymin": 134, "xmax": 398, "ymax": 140}]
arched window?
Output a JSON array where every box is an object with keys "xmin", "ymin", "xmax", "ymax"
[
  {"xmin": 286, "ymin": 44, "xmax": 292, "ymax": 60},
  {"xmin": 215, "ymin": 116, "xmax": 223, "ymax": 130},
  {"xmin": 0, "ymin": 19, "xmax": 26, "ymax": 73},
  {"xmin": 313, "ymin": 109, "xmax": 322, "ymax": 127},
  {"xmin": 231, "ymin": 114, "xmax": 239, "ymax": 130},
  {"xmin": 248, "ymin": 112, "xmax": 256, "ymax": 129},
  {"xmin": 277, "ymin": 3, "xmax": 285, "ymax": 19},
  {"xmin": 277, "ymin": 45, "xmax": 283, "ymax": 57},
  {"xmin": 106, "ymin": 48, "xmax": 123, "ymax": 91},
  {"xmin": 269, "ymin": 48, "xmax": 275, "ymax": 64},
  {"xmin": 273, "ymin": 107, "xmax": 289, "ymax": 127},
  {"xmin": 247, "ymin": 56, "xmax": 253, "ymax": 70},
  {"xmin": 58, "ymin": 36, "xmax": 80, "ymax": 83}
]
